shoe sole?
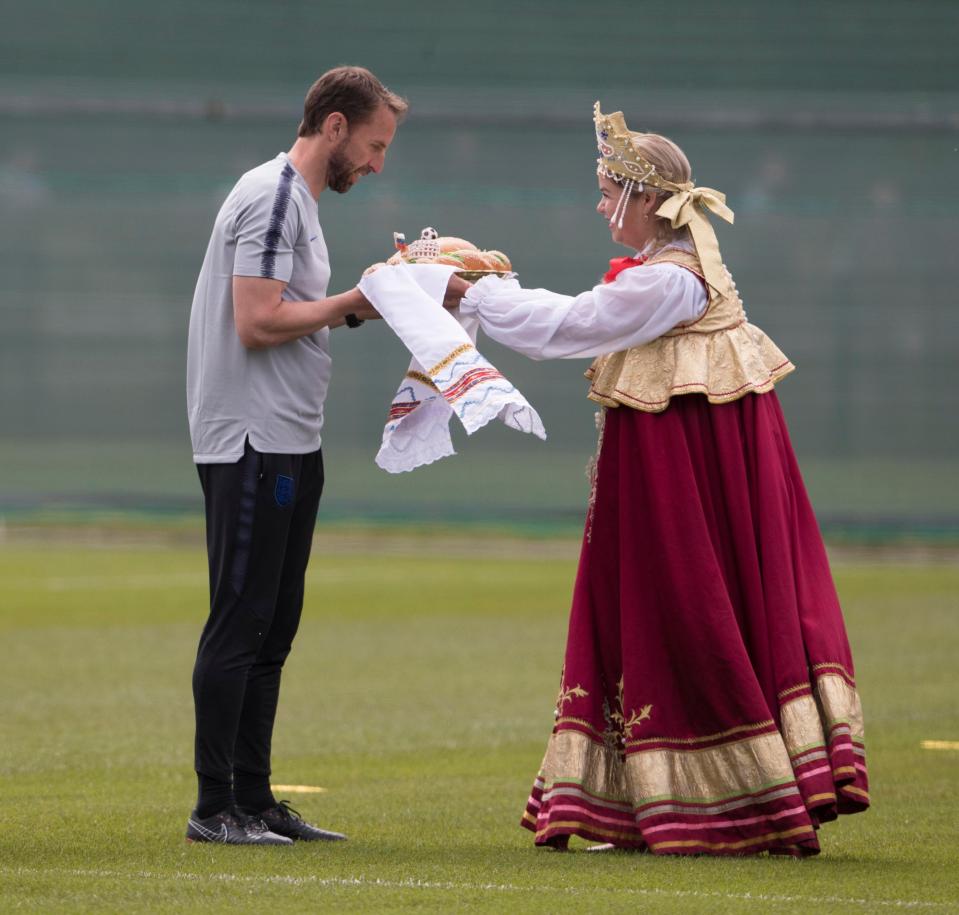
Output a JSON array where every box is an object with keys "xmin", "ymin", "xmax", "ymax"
[{"xmin": 185, "ymin": 837, "xmax": 293, "ymax": 846}]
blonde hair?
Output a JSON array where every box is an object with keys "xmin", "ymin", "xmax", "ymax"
[{"xmin": 628, "ymin": 132, "xmax": 692, "ymax": 246}]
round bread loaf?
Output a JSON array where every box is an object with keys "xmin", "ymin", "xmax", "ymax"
[
  {"xmin": 483, "ymin": 250, "xmax": 512, "ymax": 271},
  {"xmin": 435, "ymin": 252, "xmax": 468, "ymax": 267},
  {"xmin": 437, "ymin": 236, "xmax": 477, "ymax": 253},
  {"xmin": 450, "ymin": 249, "xmax": 490, "ymax": 270}
]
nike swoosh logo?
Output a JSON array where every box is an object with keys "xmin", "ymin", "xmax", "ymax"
[{"xmin": 188, "ymin": 818, "xmax": 229, "ymax": 842}]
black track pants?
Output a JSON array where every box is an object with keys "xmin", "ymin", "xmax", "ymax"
[{"xmin": 193, "ymin": 441, "xmax": 323, "ymax": 785}]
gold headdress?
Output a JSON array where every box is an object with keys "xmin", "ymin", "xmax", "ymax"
[{"xmin": 594, "ymin": 101, "xmax": 735, "ymax": 298}]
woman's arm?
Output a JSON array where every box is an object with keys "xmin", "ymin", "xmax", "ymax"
[{"xmin": 459, "ymin": 264, "xmax": 707, "ymax": 360}]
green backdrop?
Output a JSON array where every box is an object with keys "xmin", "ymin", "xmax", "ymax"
[{"xmin": 2, "ymin": 1, "xmax": 957, "ymax": 534}]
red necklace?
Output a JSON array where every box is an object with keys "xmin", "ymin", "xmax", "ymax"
[{"xmin": 603, "ymin": 254, "xmax": 647, "ymax": 284}]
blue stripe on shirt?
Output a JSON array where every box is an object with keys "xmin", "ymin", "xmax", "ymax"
[{"xmin": 260, "ymin": 163, "xmax": 295, "ymax": 279}]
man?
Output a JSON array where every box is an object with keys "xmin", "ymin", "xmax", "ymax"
[{"xmin": 185, "ymin": 66, "xmax": 467, "ymax": 845}]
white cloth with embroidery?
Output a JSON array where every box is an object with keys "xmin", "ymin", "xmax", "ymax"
[{"xmin": 357, "ymin": 263, "xmax": 546, "ymax": 473}]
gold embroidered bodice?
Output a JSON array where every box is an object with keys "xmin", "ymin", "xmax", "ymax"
[{"xmin": 585, "ymin": 247, "xmax": 794, "ymax": 412}]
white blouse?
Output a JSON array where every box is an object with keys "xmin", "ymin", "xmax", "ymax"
[{"xmin": 459, "ymin": 257, "xmax": 708, "ymax": 361}]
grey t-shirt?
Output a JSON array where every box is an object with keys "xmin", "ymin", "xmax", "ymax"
[{"xmin": 187, "ymin": 153, "xmax": 332, "ymax": 463}]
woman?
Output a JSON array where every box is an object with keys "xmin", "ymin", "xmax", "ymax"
[{"xmin": 458, "ymin": 103, "xmax": 868, "ymax": 856}]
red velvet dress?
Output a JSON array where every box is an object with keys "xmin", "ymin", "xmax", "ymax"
[{"xmin": 521, "ymin": 260, "xmax": 869, "ymax": 856}]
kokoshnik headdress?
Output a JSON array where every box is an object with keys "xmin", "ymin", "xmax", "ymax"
[{"xmin": 594, "ymin": 101, "xmax": 735, "ymax": 298}]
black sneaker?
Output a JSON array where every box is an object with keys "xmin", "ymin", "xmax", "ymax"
[
  {"xmin": 253, "ymin": 800, "xmax": 347, "ymax": 842},
  {"xmin": 186, "ymin": 806, "xmax": 293, "ymax": 845}
]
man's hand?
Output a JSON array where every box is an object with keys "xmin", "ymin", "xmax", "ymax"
[
  {"xmin": 349, "ymin": 289, "xmax": 381, "ymax": 321},
  {"xmin": 443, "ymin": 274, "xmax": 473, "ymax": 309}
]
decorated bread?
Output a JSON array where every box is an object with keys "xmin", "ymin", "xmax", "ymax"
[{"xmin": 364, "ymin": 227, "xmax": 511, "ymax": 276}]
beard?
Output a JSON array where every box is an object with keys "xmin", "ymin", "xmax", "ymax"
[{"xmin": 326, "ymin": 140, "xmax": 369, "ymax": 194}]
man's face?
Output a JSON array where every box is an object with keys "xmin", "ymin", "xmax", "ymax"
[{"xmin": 327, "ymin": 105, "xmax": 398, "ymax": 194}]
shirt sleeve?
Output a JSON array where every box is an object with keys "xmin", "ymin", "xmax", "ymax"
[
  {"xmin": 459, "ymin": 263, "xmax": 709, "ymax": 360},
  {"xmin": 232, "ymin": 167, "xmax": 301, "ymax": 284}
]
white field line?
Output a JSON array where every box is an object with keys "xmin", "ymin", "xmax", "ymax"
[
  {"xmin": 1, "ymin": 866, "xmax": 952, "ymax": 909},
  {"xmin": 270, "ymin": 784, "xmax": 327, "ymax": 794}
]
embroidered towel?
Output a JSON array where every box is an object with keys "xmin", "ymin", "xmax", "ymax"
[{"xmin": 357, "ymin": 263, "xmax": 546, "ymax": 473}]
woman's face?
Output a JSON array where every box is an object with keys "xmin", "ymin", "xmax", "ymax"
[{"xmin": 596, "ymin": 174, "xmax": 657, "ymax": 251}]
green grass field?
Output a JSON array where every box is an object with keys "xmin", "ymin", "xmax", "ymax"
[{"xmin": 1, "ymin": 525, "xmax": 958, "ymax": 913}]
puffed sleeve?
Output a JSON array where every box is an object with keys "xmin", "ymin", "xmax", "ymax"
[{"xmin": 459, "ymin": 264, "xmax": 708, "ymax": 360}]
